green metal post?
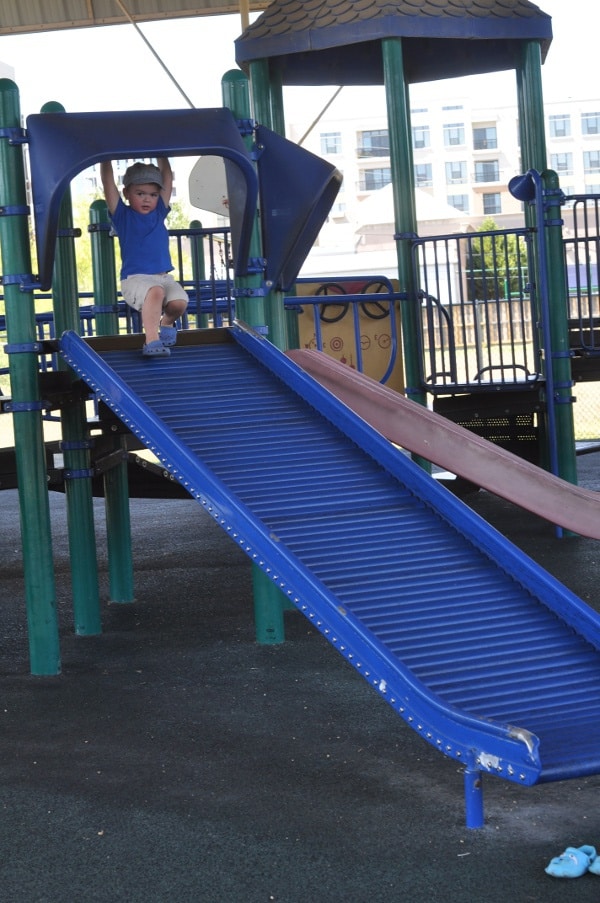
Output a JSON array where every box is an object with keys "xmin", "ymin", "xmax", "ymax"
[
  {"xmin": 89, "ymin": 199, "xmax": 119, "ymax": 336},
  {"xmin": 189, "ymin": 219, "xmax": 209, "ymax": 328},
  {"xmin": 89, "ymin": 198, "xmax": 135, "ymax": 602},
  {"xmin": 222, "ymin": 68, "xmax": 287, "ymax": 644},
  {"xmin": 0, "ymin": 80, "xmax": 60, "ymax": 674},
  {"xmin": 249, "ymin": 59, "xmax": 300, "ymax": 348},
  {"xmin": 44, "ymin": 102, "xmax": 101, "ymax": 635},
  {"xmin": 382, "ymin": 40, "xmax": 422, "ymax": 404},
  {"xmin": 517, "ymin": 42, "xmax": 547, "ymax": 174},
  {"xmin": 542, "ymin": 168, "xmax": 578, "ymax": 486},
  {"xmin": 382, "ymin": 39, "xmax": 430, "ymax": 472},
  {"xmin": 249, "ymin": 58, "xmax": 289, "ymax": 351},
  {"xmin": 517, "ymin": 43, "xmax": 577, "ymax": 485},
  {"xmin": 221, "ymin": 70, "xmax": 266, "ymax": 331}
]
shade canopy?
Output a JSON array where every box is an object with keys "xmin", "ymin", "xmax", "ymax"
[
  {"xmin": 0, "ymin": 0, "xmax": 269, "ymax": 35},
  {"xmin": 236, "ymin": 0, "xmax": 553, "ymax": 85}
]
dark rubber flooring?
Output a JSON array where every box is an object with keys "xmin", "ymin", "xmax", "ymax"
[{"xmin": 0, "ymin": 452, "xmax": 599, "ymax": 902}]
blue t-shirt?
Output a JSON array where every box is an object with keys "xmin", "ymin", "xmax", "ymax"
[{"xmin": 111, "ymin": 196, "xmax": 173, "ymax": 280}]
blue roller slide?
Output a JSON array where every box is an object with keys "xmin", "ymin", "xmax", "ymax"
[{"xmin": 59, "ymin": 324, "xmax": 600, "ymax": 828}]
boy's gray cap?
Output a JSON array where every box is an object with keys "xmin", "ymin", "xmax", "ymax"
[{"xmin": 123, "ymin": 162, "xmax": 163, "ymax": 189}]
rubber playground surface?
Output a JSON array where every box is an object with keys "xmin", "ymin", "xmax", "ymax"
[{"xmin": 0, "ymin": 451, "xmax": 599, "ymax": 902}]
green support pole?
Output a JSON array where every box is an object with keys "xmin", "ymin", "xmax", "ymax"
[
  {"xmin": 222, "ymin": 68, "xmax": 287, "ymax": 644},
  {"xmin": 517, "ymin": 43, "xmax": 577, "ymax": 485},
  {"xmin": 382, "ymin": 39, "xmax": 430, "ymax": 471},
  {"xmin": 248, "ymin": 58, "xmax": 289, "ymax": 352},
  {"xmin": 250, "ymin": 60, "xmax": 300, "ymax": 348},
  {"xmin": 0, "ymin": 80, "xmax": 60, "ymax": 674},
  {"xmin": 189, "ymin": 219, "xmax": 209, "ymax": 328},
  {"xmin": 221, "ymin": 70, "xmax": 266, "ymax": 332},
  {"xmin": 542, "ymin": 169, "xmax": 577, "ymax": 486},
  {"xmin": 382, "ymin": 40, "xmax": 421, "ymax": 402},
  {"xmin": 89, "ymin": 199, "xmax": 119, "ymax": 337},
  {"xmin": 43, "ymin": 102, "xmax": 101, "ymax": 635},
  {"xmin": 89, "ymin": 199, "xmax": 135, "ymax": 602}
]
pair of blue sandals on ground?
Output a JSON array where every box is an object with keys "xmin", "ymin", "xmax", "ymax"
[
  {"xmin": 143, "ymin": 324, "xmax": 177, "ymax": 358},
  {"xmin": 546, "ymin": 844, "xmax": 600, "ymax": 878}
]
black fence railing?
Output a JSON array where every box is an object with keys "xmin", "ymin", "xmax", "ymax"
[{"xmin": 411, "ymin": 227, "xmax": 540, "ymax": 393}]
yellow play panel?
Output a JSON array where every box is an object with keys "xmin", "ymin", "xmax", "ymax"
[{"xmin": 294, "ymin": 279, "xmax": 404, "ymax": 393}]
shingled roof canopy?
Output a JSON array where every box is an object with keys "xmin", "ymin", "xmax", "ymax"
[{"xmin": 235, "ymin": 0, "xmax": 553, "ymax": 85}]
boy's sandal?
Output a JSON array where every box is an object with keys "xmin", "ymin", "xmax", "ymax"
[
  {"xmin": 545, "ymin": 845, "xmax": 597, "ymax": 878},
  {"xmin": 143, "ymin": 340, "xmax": 171, "ymax": 358},
  {"xmin": 159, "ymin": 325, "xmax": 177, "ymax": 347}
]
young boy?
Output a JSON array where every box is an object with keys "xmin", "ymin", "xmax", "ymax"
[{"xmin": 100, "ymin": 157, "xmax": 188, "ymax": 357}]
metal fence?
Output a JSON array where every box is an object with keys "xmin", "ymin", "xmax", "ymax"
[
  {"xmin": 563, "ymin": 194, "xmax": 600, "ymax": 357},
  {"xmin": 411, "ymin": 227, "xmax": 540, "ymax": 393}
]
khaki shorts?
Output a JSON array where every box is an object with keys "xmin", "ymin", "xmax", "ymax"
[{"xmin": 121, "ymin": 273, "xmax": 189, "ymax": 312}]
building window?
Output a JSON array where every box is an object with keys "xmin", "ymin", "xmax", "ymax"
[
  {"xmin": 473, "ymin": 126, "xmax": 497, "ymax": 150},
  {"xmin": 549, "ymin": 114, "xmax": 571, "ymax": 138},
  {"xmin": 359, "ymin": 168, "xmax": 391, "ymax": 191},
  {"xmin": 330, "ymin": 199, "xmax": 346, "ymax": 217},
  {"xmin": 582, "ymin": 113, "xmax": 600, "ymax": 135},
  {"xmin": 584, "ymin": 150, "xmax": 600, "ymax": 173},
  {"xmin": 483, "ymin": 192, "xmax": 502, "ymax": 215},
  {"xmin": 445, "ymin": 161, "xmax": 467, "ymax": 184},
  {"xmin": 550, "ymin": 152, "xmax": 573, "ymax": 175},
  {"xmin": 320, "ymin": 132, "xmax": 342, "ymax": 155},
  {"xmin": 474, "ymin": 160, "xmax": 500, "ymax": 183},
  {"xmin": 414, "ymin": 163, "xmax": 433, "ymax": 187},
  {"xmin": 357, "ymin": 129, "xmax": 389, "ymax": 157},
  {"xmin": 443, "ymin": 123, "xmax": 465, "ymax": 147},
  {"xmin": 412, "ymin": 125, "xmax": 430, "ymax": 149},
  {"xmin": 447, "ymin": 194, "xmax": 469, "ymax": 213},
  {"xmin": 585, "ymin": 183, "xmax": 600, "ymax": 194}
]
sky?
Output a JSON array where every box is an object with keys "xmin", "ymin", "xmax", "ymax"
[{"xmin": 0, "ymin": 1, "xmax": 596, "ymax": 129}]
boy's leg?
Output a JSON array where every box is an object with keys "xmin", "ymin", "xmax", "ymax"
[
  {"xmin": 141, "ymin": 286, "xmax": 166, "ymax": 344},
  {"xmin": 161, "ymin": 298, "xmax": 188, "ymax": 327}
]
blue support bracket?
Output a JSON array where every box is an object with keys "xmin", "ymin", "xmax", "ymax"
[
  {"xmin": 234, "ymin": 286, "xmax": 267, "ymax": 298},
  {"xmin": 4, "ymin": 400, "xmax": 47, "ymax": 413},
  {"xmin": 246, "ymin": 257, "xmax": 267, "ymax": 274},
  {"xmin": 63, "ymin": 468, "xmax": 96, "ymax": 480},
  {"xmin": 0, "ymin": 204, "xmax": 30, "ymax": 216},
  {"xmin": 92, "ymin": 304, "xmax": 119, "ymax": 314},
  {"xmin": 236, "ymin": 118, "xmax": 257, "ymax": 136},
  {"xmin": 59, "ymin": 439, "xmax": 95, "ymax": 451},
  {"xmin": 0, "ymin": 126, "xmax": 27, "ymax": 144},
  {"xmin": 1, "ymin": 274, "xmax": 37, "ymax": 288},
  {"xmin": 4, "ymin": 341, "xmax": 43, "ymax": 354}
]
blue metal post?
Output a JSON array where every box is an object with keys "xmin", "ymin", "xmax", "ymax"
[{"xmin": 464, "ymin": 768, "xmax": 484, "ymax": 829}]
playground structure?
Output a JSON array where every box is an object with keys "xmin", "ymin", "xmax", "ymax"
[{"xmin": 1, "ymin": 1, "xmax": 600, "ymax": 829}]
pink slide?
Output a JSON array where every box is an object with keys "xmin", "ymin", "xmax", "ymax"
[{"xmin": 287, "ymin": 348, "xmax": 600, "ymax": 541}]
